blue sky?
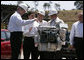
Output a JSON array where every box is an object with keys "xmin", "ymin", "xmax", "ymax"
[{"xmin": 1, "ymin": 1, "xmax": 76, "ymax": 11}]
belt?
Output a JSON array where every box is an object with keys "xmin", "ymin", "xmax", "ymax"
[
  {"xmin": 74, "ymin": 37, "xmax": 83, "ymax": 40},
  {"xmin": 11, "ymin": 31, "xmax": 23, "ymax": 33},
  {"xmin": 24, "ymin": 36, "xmax": 34, "ymax": 38}
]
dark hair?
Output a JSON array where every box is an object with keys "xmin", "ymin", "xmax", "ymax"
[
  {"xmin": 26, "ymin": 11, "xmax": 35, "ymax": 16},
  {"xmin": 22, "ymin": 11, "xmax": 35, "ymax": 19}
]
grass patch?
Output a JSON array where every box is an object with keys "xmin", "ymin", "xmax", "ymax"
[{"xmin": 65, "ymin": 22, "xmax": 75, "ymax": 30}]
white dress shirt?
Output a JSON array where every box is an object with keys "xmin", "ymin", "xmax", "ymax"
[
  {"xmin": 34, "ymin": 20, "xmax": 48, "ymax": 43},
  {"xmin": 70, "ymin": 21, "xmax": 83, "ymax": 45},
  {"xmin": 23, "ymin": 21, "xmax": 39, "ymax": 37},
  {"xmin": 38, "ymin": 20, "xmax": 49, "ymax": 26},
  {"xmin": 8, "ymin": 11, "xmax": 35, "ymax": 32}
]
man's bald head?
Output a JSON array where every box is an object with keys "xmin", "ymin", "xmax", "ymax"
[{"xmin": 78, "ymin": 12, "xmax": 83, "ymax": 22}]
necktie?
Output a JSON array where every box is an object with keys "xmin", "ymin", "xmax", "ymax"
[{"xmin": 50, "ymin": 19, "xmax": 56, "ymax": 26}]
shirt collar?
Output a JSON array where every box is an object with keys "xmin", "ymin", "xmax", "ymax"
[
  {"xmin": 78, "ymin": 21, "xmax": 83, "ymax": 23},
  {"xmin": 77, "ymin": 21, "xmax": 83, "ymax": 26},
  {"xmin": 15, "ymin": 11, "xmax": 21, "ymax": 16}
]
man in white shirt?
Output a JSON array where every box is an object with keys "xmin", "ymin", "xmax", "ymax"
[
  {"xmin": 47, "ymin": 10, "xmax": 65, "ymax": 59},
  {"xmin": 23, "ymin": 11, "xmax": 39, "ymax": 59},
  {"xmin": 69, "ymin": 12, "xmax": 83, "ymax": 59},
  {"xmin": 8, "ymin": 3, "xmax": 38, "ymax": 59},
  {"xmin": 37, "ymin": 11, "xmax": 49, "ymax": 59}
]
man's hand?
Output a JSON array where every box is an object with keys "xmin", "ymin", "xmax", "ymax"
[
  {"xmin": 34, "ymin": 18, "xmax": 39, "ymax": 22},
  {"xmin": 68, "ymin": 45, "xmax": 75, "ymax": 50}
]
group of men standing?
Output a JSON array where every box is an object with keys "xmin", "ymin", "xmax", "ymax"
[{"xmin": 8, "ymin": 3, "xmax": 83, "ymax": 59}]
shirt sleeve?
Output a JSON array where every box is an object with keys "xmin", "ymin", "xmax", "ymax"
[
  {"xmin": 15, "ymin": 16, "xmax": 35, "ymax": 26},
  {"xmin": 69, "ymin": 24, "xmax": 75, "ymax": 45},
  {"xmin": 33, "ymin": 22, "xmax": 40, "ymax": 43},
  {"xmin": 32, "ymin": 22, "xmax": 39, "ymax": 35},
  {"xmin": 61, "ymin": 20, "xmax": 64, "ymax": 24},
  {"xmin": 34, "ymin": 34, "xmax": 40, "ymax": 43}
]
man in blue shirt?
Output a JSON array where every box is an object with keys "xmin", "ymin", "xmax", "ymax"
[{"xmin": 69, "ymin": 12, "xmax": 83, "ymax": 59}]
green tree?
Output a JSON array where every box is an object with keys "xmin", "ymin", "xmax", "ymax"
[
  {"xmin": 54, "ymin": 3, "xmax": 60, "ymax": 11},
  {"xmin": 74, "ymin": 1, "xmax": 83, "ymax": 10},
  {"xmin": 33, "ymin": 1, "xmax": 39, "ymax": 12},
  {"xmin": 43, "ymin": 3, "xmax": 50, "ymax": 11}
]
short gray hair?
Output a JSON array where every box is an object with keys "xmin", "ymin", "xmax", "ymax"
[{"xmin": 17, "ymin": 6, "xmax": 24, "ymax": 11}]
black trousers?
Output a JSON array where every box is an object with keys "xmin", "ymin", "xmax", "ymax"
[
  {"xmin": 23, "ymin": 37, "xmax": 39, "ymax": 59},
  {"xmin": 40, "ymin": 52, "xmax": 55, "ymax": 59},
  {"xmin": 40, "ymin": 51, "xmax": 61, "ymax": 59},
  {"xmin": 10, "ymin": 32, "xmax": 23, "ymax": 59},
  {"xmin": 40, "ymin": 52, "xmax": 49, "ymax": 59},
  {"xmin": 74, "ymin": 37, "xmax": 83, "ymax": 59}
]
